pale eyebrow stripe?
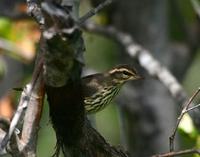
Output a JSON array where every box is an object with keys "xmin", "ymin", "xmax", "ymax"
[{"xmin": 109, "ymin": 68, "xmax": 135, "ymax": 75}]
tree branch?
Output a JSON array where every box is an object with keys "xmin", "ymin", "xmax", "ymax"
[
  {"xmin": 78, "ymin": 0, "xmax": 113, "ymax": 24},
  {"xmin": 169, "ymin": 87, "xmax": 200, "ymax": 151},
  {"xmin": 152, "ymin": 148, "xmax": 200, "ymax": 157}
]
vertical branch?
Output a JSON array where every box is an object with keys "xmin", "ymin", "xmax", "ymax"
[{"xmin": 20, "ymin": 65, "xmax": 45, "ymax": 156}]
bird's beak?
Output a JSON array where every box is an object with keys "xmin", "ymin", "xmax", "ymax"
[{"xmin": 135, "ymin": 75, "xmax": 144, "ymax": 80}]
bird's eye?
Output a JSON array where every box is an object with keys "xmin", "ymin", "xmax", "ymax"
[{"xmin": 122, "ymin": 71, "xmax": 130, "ymax": 76}]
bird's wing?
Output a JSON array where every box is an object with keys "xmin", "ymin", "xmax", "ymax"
[{"xmin": 82, "ymin": 73, "xmax": 104, "ymax": 98}]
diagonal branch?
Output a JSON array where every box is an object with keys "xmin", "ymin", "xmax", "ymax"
[{"xmin": 78, "ymin": 0, "xmax": 113, "ymax": 24}]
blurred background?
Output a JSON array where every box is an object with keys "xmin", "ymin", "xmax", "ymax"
[{"xmin": 0, "ymin": 0, "xmax": 200, "ymax": 156}]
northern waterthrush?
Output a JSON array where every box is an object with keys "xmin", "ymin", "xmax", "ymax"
[{"xmin": 82, "ymin": 65, "xmax": 142, "ymax": 114}]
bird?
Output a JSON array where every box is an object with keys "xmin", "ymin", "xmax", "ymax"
[
  {"xmin": 13, "ymin": 65, "xmax": 142, "ymax": 114},
  {"xmin": 82, "ymin": 65, "xmax": 142, "ymax": 114}
]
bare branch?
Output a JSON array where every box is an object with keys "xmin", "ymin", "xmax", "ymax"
[
  {"xmin": 152, "ymin": 148, "xmax": 200, "ymax": 157},
  {"xmin": 78, "ymin": 0, "xmax": 113, "ymax": 24},
  {"xmin": 186, "ymin": 104, "xmax": 200, "ymax": 112},
  {"xmin": 169, "ymin": 88, "xmax": 200, "ymax": 151},
  {"xmin": 20, "ymin": 67, "xmax": 44, "ymax": 156}
]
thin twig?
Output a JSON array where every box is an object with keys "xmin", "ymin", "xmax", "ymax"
[
  {"xmin": 78, "ymin": 0, "xmax": 113, "ymax": 24},
  {"xmin": 169, "ymin": 87, "xmax": 200, "ymax": 151},
  {"xmin": 186, "ymin": 104, "xmax": 200, "ymax": 113},
  {"xmin": 152, "ymin": 148, "xmax": 200, "ymax": 157}
]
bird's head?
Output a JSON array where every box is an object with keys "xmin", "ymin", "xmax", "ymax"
[{"xmin": 108, "ymin": 65, "xmax": 143, "ymax": 84}]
